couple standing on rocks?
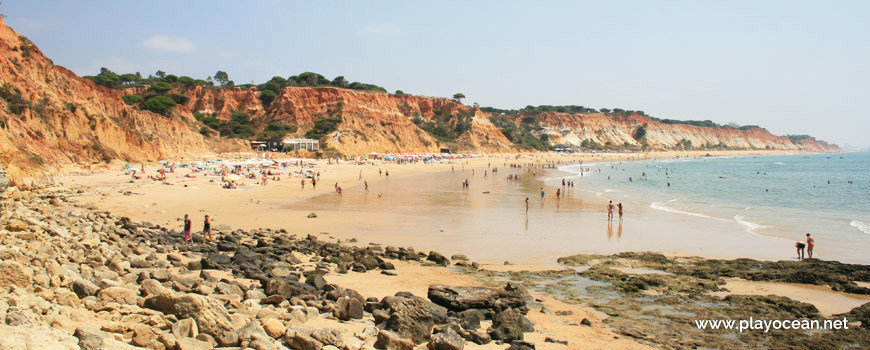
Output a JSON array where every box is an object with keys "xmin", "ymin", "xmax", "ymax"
[
  {"xmin": 795, "ymin": 233, "xmax": 815, "ymax": 260},
  {"xmin": 182, "ymin": 213, "xmax": 213, "ymax": 245}
]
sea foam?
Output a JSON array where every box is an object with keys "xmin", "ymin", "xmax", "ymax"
[
  {"xmin": 734, "ymin": 215, "xmax": 770, "ymax": 235},
  {"xmin": 851, "ymin": 220, "xmax": 870, "ymax": 235},
  {"xmin": 650, "ymin": 201, "xmax": 722, "ymax": 220}
]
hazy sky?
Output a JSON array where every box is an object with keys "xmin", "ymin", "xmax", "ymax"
[{"xmin": 3, "ymin": 1, "xmax": 868, "ymax": 148}]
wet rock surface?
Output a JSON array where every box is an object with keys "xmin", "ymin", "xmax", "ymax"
[{"xmin": 469, "ymin": 252, "xmax": 870, "ymax": 349}]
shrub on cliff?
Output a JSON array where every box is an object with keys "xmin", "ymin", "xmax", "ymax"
[
  {"xmin": 305, "ymin": 116, "xmax": 342, "ymax": 139},
  {"xmin": 148, "ymin": 82, "xmax": 173, "ymax": 94},
  {"xmin": 122, "ymin": 95, "xmax": 143, "ymax": 106},
  {"xmin": 141, "ymin": 95, "xmax": 176, "ymax": 115}
]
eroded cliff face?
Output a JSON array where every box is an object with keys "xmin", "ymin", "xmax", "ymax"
[
  {"xmin": 531, "ymin": 112, "xmax": 838, "ymax": 151},
  {"xmin": 0, "ymin": 18, "xmax": 218, "ymax": 182}
]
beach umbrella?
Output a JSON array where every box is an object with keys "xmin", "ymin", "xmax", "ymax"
[
  {"xmin": 226, "ymin": 174, "xmax": 241, "ymax": 181},
  {"xmin": 124, "ymin": 164, "xmax": 132, "ymax": 169},
  {"xmin": 158, "ymin": 160, "xmax": 167, "ymax": 164}
]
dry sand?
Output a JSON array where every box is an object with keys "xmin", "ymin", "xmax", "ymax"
[{"xmin": 57, "ymin": 149, "xmax": 852, "ymax": 348}]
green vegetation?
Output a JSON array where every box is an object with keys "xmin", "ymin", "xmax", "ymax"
[
  {"xmin": 395, "ymin": 90, "xmax": 405, "ymax": 95},
  {"xmin": 305, "ymin": 116, "xmax": 342, "ymax": 139},
  {"xmin": 412, "ymin": 109, "xmax": 473, "ymax": 143},
  {"xmin": 786, "ymin": 135, "xmax": 812, "ymax": 142},
  {"xmin": 260, "ymin": 122, "xmax": 296, "ymax": 139},
  {"xmin": 633, "ymin": 125, "xmax": 647, "ymax": 140},
  {"xmin": 140, "ymin": 95, "xmax": 176, "ymax": 115},
  {"xmin": 121, "ymin": 95, "xmax": 142, "ymax": 105},
  {"xmin": 0, "ymin": 83, "xmax": 29, "ymax": 115},
  {"xmin": 452, "ymin": 93, "xmax": 465, "ymax": 102},
  {"xmin": 489, "ymin": 115, "xmax": 549, "ymax": 151}
]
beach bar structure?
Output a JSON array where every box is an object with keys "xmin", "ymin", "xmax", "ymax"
[{"xmin": 282, "ymin": 138, "xmax": 320, "ymax": 151}]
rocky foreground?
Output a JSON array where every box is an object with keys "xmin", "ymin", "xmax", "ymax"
[{"xmin": 0, "ymin": 176, "xmax": 544, "ymax": 349}]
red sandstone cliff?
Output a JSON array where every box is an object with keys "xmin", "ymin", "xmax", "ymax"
[{"xmin": 0, "ymin": 18, "xmax": 221, "ymax": 182}]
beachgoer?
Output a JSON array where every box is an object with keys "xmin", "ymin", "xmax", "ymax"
[
  {"xmin": 607, "ymin": 201, "xmax": 614, "ymax": 221},
  {"xmin": 540, "ymin": 188, "xmax": 545, "ymax": 200},
  {"xmin": 312, "ymin": 178, "xmax": 316, "ymax": 189},
  {"xmin": 301, "ymin": 179, "xmax": 305, "ymax": 190},
  {"xmin": 795, "ymin": 241, "xmax": 806, "ymax": 260},
  {"xmin": 806, "ymin": 233, "xmax": 814, "ymax": 258},
  {"xmin": 385, "ymin": 170, "xmax": 389, "ymax": 176},
  {"xmin": 202, "ymin": 215, "xmax": 212, "ymax": 244},
  {"xmin": 365, "ymin": 181, "xmax": 369, "ymax": 192},
  {"xmin": 525, "ymin": 197, "xmax": 529, "ymax": 214},
  {"xmin": 182, "ymin": 214, "xmax": 192, "ymax": 245},
  {"xmin": 359, "ymin": 170, "xmax": 363, "ymax": 180},
  {"xmin": 617, "ymin": 202, "xmax": 623, "ymax": 221},
  {"xmin": 556, "ymin": 188, "xmax": 561, "ymax": 199}
]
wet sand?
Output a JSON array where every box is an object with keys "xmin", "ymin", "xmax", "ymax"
[{"xmin": 711, "ymin": 278, "xmax": 870, "ymax": 316}]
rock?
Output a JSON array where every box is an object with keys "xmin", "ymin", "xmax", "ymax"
[
  {"xmin": 97, "ymin": 286, "xmax": 140, "ymax": 305},
  {"xmin": 487, "ymin": 308, "xmax": 525, "ymax": 343},
  {"xmin": 456, "ymin": 310, "xmax": 484, "ymax": 330},
  {"xmin": 0, "ymin": 261, "xmax": 32, "ymax": 290},
  {"xmin": 175, "ymin": 337, "xmax": 212, "ymax": 350},
  {"xmin": 261, "ymin": 317, "xmax": 286, "ymax": 339},
  {"xmin": 285, "ymin": 328, "xmax": 323, "ymax": 350},
  {"xmin": 382, "ymin": 297, "xmax": 438, "ymax": 344},
  {"xmin": 0, "ymin": 324, "xmax": 79, "ymax": 350},
  {"xmin": 335, "ymin": 297, "xmax": 364, "ymax": 320},
  {"xmin": 427, "ymin": 252, "xmax": 449, "ymax": 265},
  {"xmin": 264, "ymin": 279, "xmax": 318, "ymax": 299},
  {"xmin": 5, "ymin": 219, "xmax": 27, "ymax": 231},
  {"xmin": 74, "ymin": 327, "xmax": 140, "ymax": 350},
  {"xmin": 507, "ymin": 340, "xmax": 535, "ymax": 350},
  {"xmin": 305, "ymin": 273, "xmax": 327, "ymax": 290},
  {"xmin": 450, "ymin": 255, "xmax": 468, "ymax": 261},
  {"xmin": 261, "ymin": 295, "xmax": 285, "ymax": 305},
  {"xmin": 427, "ymin": 284, "xmax": 526, "ymax": 314},
  {"xmin": 544, "ymin": 336, "xmax": 568, "ymax": 345},
  {"xmin": 374, "ymin": 330, "xmax": 415, "ymax": 350},
  {"xmin": 580, "ymin": 318, "xmax": 592, "ymax": 326},
  {"xmin": 151, "ymin": 269, "xmax": 170, "ymax": 281},
  {"xmin": 173, "ymin": 318, "xmax": 199, "ymax": 338},
  {"xmin": 214, "ymin": 330, "xmax": 239, "ymax": 347},
  {"xmin": 141, "ymin": 279, "xmax": 164, "ymax": 296},
  {"xmin": 143, "ymin": 291, "xmax": 234, "ymax": 336},
  {"xmin": 132, "ymin": 324, "xmax": 157, "ymax": 347},
  {"xmin": 311, "ymin": 328, "xmax": 345, "ymax": 348},
  {"xmin": 158, "ymin": 332, "xmax": 177, "ymax": 350},
  {"xmin": 307, "ymin": 212, "xmax": 317, "ymax": 218},
  {"xmin": 72, "ymin": 279, "xmax": 100, "ymax": 298},
  {"xmin": 427, "ymin": 328, "xmax": 464, "ymax": 350}
]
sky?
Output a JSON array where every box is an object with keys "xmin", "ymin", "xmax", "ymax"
[{"xmin": 3, "ymin": 1, "xmax": 868, "ymax": 148}]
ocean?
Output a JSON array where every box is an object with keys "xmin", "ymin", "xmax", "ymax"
[
  {"xmin": 556, "ymin": 151, "xmax": 870, "ymax": 263},
  {"xmin": 286, "ymin": 152, "xmax": 870, "ymax": 265}
]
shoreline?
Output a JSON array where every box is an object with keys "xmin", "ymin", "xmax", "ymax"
[{"xmin": 57, "ymin": 150, "xmax": 838, "ymax": 268}]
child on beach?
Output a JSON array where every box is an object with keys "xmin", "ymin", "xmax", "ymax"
[{"xmin": 182, "ymin": 214, "xmax": 192, "ymax": 245}]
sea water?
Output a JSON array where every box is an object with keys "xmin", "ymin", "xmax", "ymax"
[
  {"xmin": 285, "ymin": 152, "xmax": 869, "ymax": 265},
  {"xmin": 558, "ymin": 152, "xmax": 870, "ymax": 263}
]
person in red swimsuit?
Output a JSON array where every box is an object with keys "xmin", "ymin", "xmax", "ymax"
[
  {"xmin": 806, "ymin": 233, "xmax": 814, "ymax": 259},
  {"xmin": 607, "ymin": 201, "xmax": 614, "ymax": 221}
]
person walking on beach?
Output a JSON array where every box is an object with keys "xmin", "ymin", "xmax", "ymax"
[
  {"xmin": 365, "ymin": 181, "xmax": 369, "ymax": 192},
  {"xmin": 525, "ymin": 197, "xmax": 529, "ymax": 214},
  {"xmin": 300, "ymin": 178, "xmax": 305, "ymax": 190},
  {"xmin": 182, "ymin": 214, "xmax": 192, "ymax": 245},
  {"xmin": 795, "ymin": 241, "xmax": 806, "ymax": 260},
  {"xmin": 607, "ymin": 201, "xmax": 614, "ymax": 221},
  {"xmin": 359, "ymin": 170, "xmax": 363, "ymax": 180},
  {"xmin": 312, "ymin": 178, "xmax": 317, "ymax": 190},
  {"xmin": 202, "ymin": 215, "xmax": 212, "ymax": 244},
  {"xmin": 617, "ymin": 202, "xmax": 623, "ymax": 221},
  {"xmin": 806, "ymin": 233, "xmax": 814, "ymax": 258},
  {"xmin": 540, "ymin": 188, "xmax": 545, "ymax": 200}
]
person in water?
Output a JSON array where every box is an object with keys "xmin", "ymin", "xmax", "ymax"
[
  {"xmin": 607, "ymin": 201, "xmax": 614, "ymax": 221},
  {"xmin": 806, "ymin": 233, "xmax": 814, "ymax": 258}
]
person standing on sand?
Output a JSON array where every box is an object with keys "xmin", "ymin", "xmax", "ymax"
[
  {"xmin": 365, "ymin": 181, "xmax": 369, "ymax": 192},
  {"xmin": 202, "ymin": 215, "xmax": 212, "ymax": 244},
  {"xmin": 540, "ymin": 188, "xmax": 545, "ymax": 200},
  {"xmin": 795, "ymin": 241, "xmax": 806, "ymax": 260},
  {"xmin": 525, "ymin": 197, "xmax": 529, "ymax": 214},
  {"xmin": 301, "ymin": 178, "xmax": 305, "ymax": 190},
  {"xmin": 617, "ymin": 202, "xmax": 623, "ymax": 221},
  {"xmin": 312, "ymin": 178, "xmax": 316, "ymax": 190},
  {"xmin": 806, "ymin": 233, "xmax": 814, "ymax": 258},
  {"xmin": 182, "ymin": 214, "xmax": 192, "ymax": 245},
  {"xmin": 607, "ymin": 201, "xmax": 614, "ymax": 221}
]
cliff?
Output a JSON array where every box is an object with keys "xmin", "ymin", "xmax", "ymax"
[
  {"xmin": 0, "ymin": 18, "xmax": 221, "ymax": 182},
  {"xmin": 0, "ymin": 18, "xmax": 839, "ymax": 182},
  {"xmin": 528, "ymin": 112, "xmax": 838, "ymax": 152}
]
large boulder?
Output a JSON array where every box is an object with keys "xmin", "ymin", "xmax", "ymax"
[
  {"xmin": 143, "ymin": 291, "xmax": 234, "ymax": 336},
  {"xmin": 335, "ymin": 297, "xmax": 364, "ymax": 320},
  {"xmin": 0, "ymin": 324, "xmax": 79, "ymax": 350},
  {"xmin": 427, "ymin": 284, "xmax": 526, "ymax": 314},
  {"xmin": 428, "ymin": 327, "xmax": 464, "ymax": 350},
  {"xmin": 381, "ymin": 297, "xmax": 438, "ymax": 344},
  {"xmin": 0, "ymin": 261, "xmax": 32, "ymax": 291},
  {"xmin": 264, "ymin": 279, "xmax": 318, "ymax": 298},
  {"xmin": 72, "ymin": 279, "xmax": 100, "ymax": 298},
  {"xmin": 374, "ymin": 330, "xmax": 414, "ymax": 350},
  {"xmin": 487, "ymin": 308, "xmax": 527, "ymax": 343},
  {"xmin": 97, "ymin": 286, "xmax": 140, "ymax": 305}
]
